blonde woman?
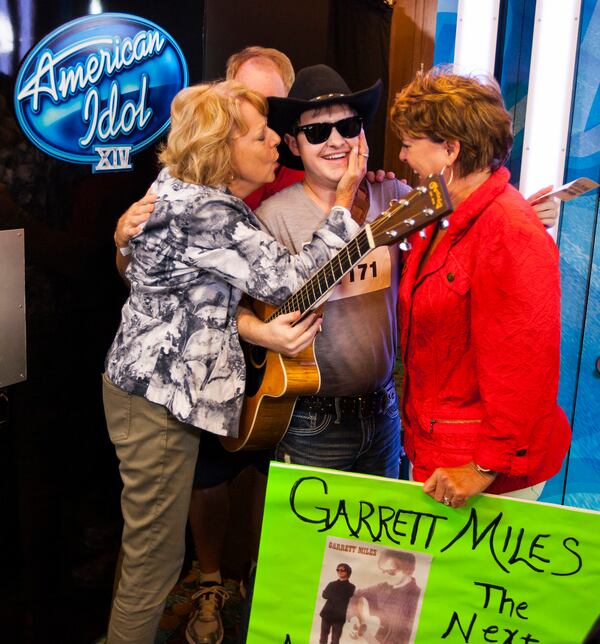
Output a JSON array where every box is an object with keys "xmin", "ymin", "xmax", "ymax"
[{"xmin": 103, "ymin": 80, "xmax": 367, "ymax": 643}]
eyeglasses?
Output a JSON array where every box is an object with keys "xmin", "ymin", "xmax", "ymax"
[
  {"xmin": 336, "ymin": 567, "xmax": 347, "ymax": 573},
  {"xmin": 293, "ymin": 116, "xmax": 363, "ymax": 145}
]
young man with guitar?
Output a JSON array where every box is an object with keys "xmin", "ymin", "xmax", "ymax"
[{"xmin": 236, "ymin": 65, "xmax": 410, "ymax": 477}]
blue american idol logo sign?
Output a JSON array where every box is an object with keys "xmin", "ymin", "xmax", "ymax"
[{"xmin": 14, "ymin": 13, "xmax": 188, "ymax": 172}]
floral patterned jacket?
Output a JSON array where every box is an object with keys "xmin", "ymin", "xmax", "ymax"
[{"xmin": 105, "ymin": 169, "xmax": 358, "ymax": 436}]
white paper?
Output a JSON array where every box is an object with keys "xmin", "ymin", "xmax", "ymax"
[{"xmin": 540, "ymin": 177, "xmax": 600, "ymax": 202}]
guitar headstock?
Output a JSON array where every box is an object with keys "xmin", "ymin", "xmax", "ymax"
[{"xmin": 369, "ymin": 174, "xmax": 453, "ymax": 248}]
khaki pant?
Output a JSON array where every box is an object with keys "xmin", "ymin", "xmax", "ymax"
[{"xmin": 102, "ymin": 374, "xmax": 201, "ymax": 644}]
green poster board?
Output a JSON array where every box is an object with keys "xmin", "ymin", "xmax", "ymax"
[{"xmin": 248, "ymin": 463, "xmax": 600, "ymax": 644}]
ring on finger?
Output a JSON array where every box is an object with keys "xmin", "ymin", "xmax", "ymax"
[
  {"xmin": 443, "ymin": 496, "xmax": 451, "ymax": 506},
  {"xmin": 359, "ymin": 152, "xmax": 369, "ymax": 158}
]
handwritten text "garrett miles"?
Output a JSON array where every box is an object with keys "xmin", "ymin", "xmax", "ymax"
[{"xmin": 289, "ymin": 476, "xmax": 582, "ymax": 577}]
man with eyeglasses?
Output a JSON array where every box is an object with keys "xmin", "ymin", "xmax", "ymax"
[
  {"xmin": 319, "ymin": 563, "xmax": 356, "ymax": 644},
  {"xmin": 239, "ymin": 64, "xmax": 408, "ymax": 477}
]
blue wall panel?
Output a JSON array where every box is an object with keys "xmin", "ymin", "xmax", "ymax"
[
  {"xmin": 563, "ymin": 202, "xmax": 600, "ymax": 508},
  {"xmin": 556, "ymin": 0, "xmax": 600, "ymax": 509},
  {"xmin": 496, "ymin": 0, "xmax": 536, "ymax": 188},
  {"xmin": 433, "ymin": 0, "xmax": 458, "ymax": 66}
]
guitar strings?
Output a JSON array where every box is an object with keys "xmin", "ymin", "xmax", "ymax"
[{"xmin": 272, "ymin": 232, "xmax": 369, "ymax": 320}]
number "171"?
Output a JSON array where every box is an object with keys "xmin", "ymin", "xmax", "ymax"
[{"xmin": 349, "ymin": 261, "xmax": 377, "ymax": 282}]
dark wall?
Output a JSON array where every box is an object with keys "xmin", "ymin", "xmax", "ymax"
[
  {"xmin": 203, "ymin": 0, "xmax": 392, "ymax": 167},
  {"xmin": 203, "ymin": 0, "xmax": 330, "ymax": 79},
  {"xmin": 328, "ymin": 0, "xmax": 393, "ymax": 176},
  {"xmin": 1, "ymin": 3, "xmax": 205, "ymax": 642}
]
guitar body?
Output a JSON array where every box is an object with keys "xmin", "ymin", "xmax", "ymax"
[
  {"xmin": 220, "ymin": 301, "xmax": 321, "ymax": 452},
  {"xmin": 346, "ymin": 616, "xmax": 382, "ymax": 643}
]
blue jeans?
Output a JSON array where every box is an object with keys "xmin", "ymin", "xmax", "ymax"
[{"xmin": 274, "ymin": 390, "xmax": 401, "ymax": 478}]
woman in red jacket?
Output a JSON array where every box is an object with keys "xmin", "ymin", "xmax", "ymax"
[{"xmin": 390, "ymin": 70, "xmax": 571, "ymax": 508}]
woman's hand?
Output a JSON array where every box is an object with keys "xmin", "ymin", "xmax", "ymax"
[
  {"xmin": 334, "ymin": 131, "xmax": 369, "ymax": 210},
  {"xmin": 115, "ymin": 190, "xmax": 157, "ymax": 248},
  {"xmin": 366, "ymin": 169, "xmax": 398, "ymax": 183},
  {"xmin": 237, "ymin": 306, "xmax": 322, "ymax": 357},
  {"xmin": 527, "ymin": 185, "xmax": 560, "ymax": 228},
  {"xmin": 422, "ymin": 462, "xmax": 497, "ymax": 508},
  {"xmin": 114, "ymin": 190, "xmax": 157, "ymax": 282}
]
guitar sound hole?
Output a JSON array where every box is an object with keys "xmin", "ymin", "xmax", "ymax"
[{"xmin": 244, "ymin": 344, "xmax": 266, "ymax": 397}]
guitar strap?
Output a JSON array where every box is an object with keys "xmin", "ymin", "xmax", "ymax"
[{"xmin": 350, "ymin": 180, "xmax": 370, "ymax": 226}]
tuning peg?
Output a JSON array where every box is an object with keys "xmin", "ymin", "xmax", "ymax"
[
  {"xmin": 440, "ymin": 218, "xmax": 450, "ymax": 229},
  {"xmin": 399, "ymin": 240, "xmax": 412, "ymax": 251},
  {"xmin": 386, "ymin": 230, "xmax": 398, "ymax": 238},
  {"xmin": 419, "ymin": 229, "xmax": 427, "ymax": 238},
  {"xmin": 423, "ymin": 208, "xmax": 434, "ymax": 216}
]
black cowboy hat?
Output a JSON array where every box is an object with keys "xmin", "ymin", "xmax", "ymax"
[{"xmin": 267, "ymin": 64, "xmax": 382, "ymax": 170}]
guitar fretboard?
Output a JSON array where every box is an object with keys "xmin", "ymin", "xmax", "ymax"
[{"xmin": 266, "ymin": 228, "xmax": 372, "ymax": 322}]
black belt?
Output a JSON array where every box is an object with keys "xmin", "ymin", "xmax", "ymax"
[{"xmin": 295, "ymin": 382, "xmax": 396, "ymax": 418}]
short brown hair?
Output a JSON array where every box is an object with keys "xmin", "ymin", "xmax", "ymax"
[
  {"xmin": 158, "ymin": 80, "xmax": 267, "ymax": 186},
  {"xmin": 226, "ymin": 46, "xmax": 295, "ymax": 93},
  {"xmin": 390, "ymin": 69, "xmax": 513, "ymax": 176}
]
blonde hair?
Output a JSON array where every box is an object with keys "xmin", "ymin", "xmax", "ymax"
[
  {"xmin": 390, "ymin": 68, "xmax": 513, "ymax": 176},
  {"xmin": 158, "ymin": 80, "xmax": 267, "ymax": 186},
  {"xmin": 226, "ymin": 46, "xmax": 295, "ymax": 93}
]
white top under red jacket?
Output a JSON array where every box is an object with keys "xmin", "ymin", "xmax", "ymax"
[
  {"xmin": 105, "ymin": 168, "xmax": 358, "ymax": 436},
  {"xmin": 398, "ymin": 168, "xmax": 571, "ymax": 494}
]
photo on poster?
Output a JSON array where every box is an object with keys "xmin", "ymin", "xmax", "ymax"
[{"xmin": 311, "ymin": 536, "xmax": 431, "ymax": 644}]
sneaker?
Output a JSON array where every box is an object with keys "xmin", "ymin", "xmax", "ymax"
[{"xmin": 185, "ymin": 581, "xmax": 230, "ymax": 644}]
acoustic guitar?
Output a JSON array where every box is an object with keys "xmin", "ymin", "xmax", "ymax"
[{"xmin": 221, "ymin": 175, "xmax": 452, "ymax": 452}]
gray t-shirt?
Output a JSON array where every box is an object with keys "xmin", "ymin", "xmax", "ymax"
[{"xmin": 256, "ymin": 180, "xmax": 410, "ymax": 395}]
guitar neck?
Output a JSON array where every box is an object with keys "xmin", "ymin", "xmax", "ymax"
[{"xmin": 266, "ymin": 227, "xmax": 373, "ymax": 322}]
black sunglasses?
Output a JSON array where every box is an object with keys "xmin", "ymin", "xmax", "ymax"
[
  {"xmin": 293, "ymin": 116, "xmax": 363, "ymax": 145},
  {"xmin": 336, "ymin": 567, "xmax": 347, "ymax": 572}
]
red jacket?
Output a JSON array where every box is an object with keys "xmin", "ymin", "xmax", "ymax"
[{"xmin": 398, "ymin": 168, "xmax": 571, "ymax": 494}]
